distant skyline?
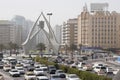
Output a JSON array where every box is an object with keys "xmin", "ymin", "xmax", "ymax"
[{"xmin": 0, "ymin": 0, "xmax": 119, "ymax": 27}]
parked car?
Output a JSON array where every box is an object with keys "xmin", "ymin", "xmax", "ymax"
[
  {"xmin": 106, "ymin": 67, "xmax": 113, "ymax": 73},
  {"xmin": 36, "ymin": 73, "xmax": 49, "ymax": 80},
  {"xmin": 92, "ymin": 63, "xmax": 104, "ymax": 68},
  {"xmin": 48, "ymin": 65, "xmax": 56, "ymax": 74},
  {"xmin": 66, "ymin": 74, "xmax": 81, "ymax": 80},
  {"xmin": 17, "ymin": 67, "xmax": 25, "ymax": 74},
  {"xmin": 24, "ymin": 72, "xmax": 36, "ymax": 80},
  {"xmin": 27, "ymin": 66, "xmax": 34, "ymax": 71},
  {"xmin": 3, "ymin": 64, "xmax": 11, "ymax": 71},
  {"xmin": 113, "ymin": 69, "xmax": 119, "ymax": 75},
  {"xmin": 15, "ymin": 64, "xmax": 23, "ymax": 69},
  {"xmin": 55, "ymin": 70, "xmax": 66, "ymax": 78},
  {"xmin": 9, "ymin": 69, "xmax": 20, "ymax": 77},
  {"xmin": 34, "ymin": 68, "xmax": 44, "ymax": 75},
  {"xmin": 77, "ymin": 62, "xmax": 86, "ymax": 68},
  {"xmin": 93, "ymin": 66, "xmax": 106, "ymax": 73},
  {"xmin": 36, "ymin": 76, "xmax": 49, "ymax": 80},
  {"xmin": 50, "ymin": 74, "xmax": 62, "ymax": 80},
  {"xmin": 0, "ymin": 61, "xmax": 3, "ymax": 69}
]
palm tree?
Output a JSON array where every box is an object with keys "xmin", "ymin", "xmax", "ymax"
[
  {"xmin": 8, "ymin": 42, "xmax": 19, "ymax": 56},
  {"xmin": 0, "ymin": 44, "xmax": 5, "ymax": 52},
  {"xmin": 36, "ymin": 43, "xmax": 46, "ymax": 56}
]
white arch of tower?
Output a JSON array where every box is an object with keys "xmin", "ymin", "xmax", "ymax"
[{"xmin": 22, "ymin": 12, "xmax": 60, "ymax": 55}]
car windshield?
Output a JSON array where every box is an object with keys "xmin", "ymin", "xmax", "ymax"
[
  {"xmin": 58, "ymin": 70, "xmax": 64, "ymax": 73},
  {"xmin": 82, "ymin": 63, "xmax": 86, "ymax": 65},
  {"xmin": 12, "ymin": 70, "xmax": 18, "ymax": 72},
  {"xmin": 36, "ymin": 74, "xmax": 45, "ymax": 76},
  {"xmin": 69, "ymin": 75, "xmax": 79, "ymax": 78},
  {"xmin": 5, "ymin": 65, "xmax": 10, "ymax": 67},
  {"xmin": 43, "ymin": 68, "xmax": 48, "ymax": 71},
  {"xmin": 36, "ymin": 69, "xmax": 42, "ymax": 71},
  {"xmin": 50, "ymin": 66, "xmax": 55, "ymax": 69},
  {"xmin": 51, "ymin": 75, "xmax": 60, "ymax": 78},
  {"xmin": 98, "ymin": 64, "xmax": 103, "ymax": 66},
  {"xmin": 18, "ymin": 68, "xmax": 23, "ymax": 70},
  {"xmin": 27, "ymin": 73, "xmax": 35, "ymax": 76},
  {"xmin": 40, "ymin": 79, "xmax": 48, "ymax": 80},
  {"xmin": 101, "ymin": 67, "xmax": 106, "ymax": 69}
]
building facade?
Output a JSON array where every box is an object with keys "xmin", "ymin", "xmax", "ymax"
[
  {"xmin": 62, "ymin": 18, "xmax": 78, "ymax": 46},
  {"xmin": 54, "ymin": 25, "xmax": 62, "ymax": 44},
  {"xmin": 0, "ymin": 20, "xmax": 16, "ymax": 45},
  {"xmin": 78, "ymin": 5, "xmax": 120, "ymax": 49}
]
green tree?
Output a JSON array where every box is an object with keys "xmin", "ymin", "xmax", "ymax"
[
  {"xmin": 0, "ymin": 44, "xmax": 5, "ymax": 52},
  {"xmin": 8, "ymin": 42, "xmax": 19, "ymax": 56},
  {"xmin": 36, "ymin": 43, "xmax": 46, "ymax": 52},
  {"xmin": 36, "ymin": 43, "xmax": 46, "ymax": 57}
]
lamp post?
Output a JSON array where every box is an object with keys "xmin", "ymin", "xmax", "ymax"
[
  {"xmin": 47, "ymin": 13, "xmax": 52, "ymax": 53},
  {"xmin": 47, "ymin": 13, "xmax": 52, "ymax": 25}
]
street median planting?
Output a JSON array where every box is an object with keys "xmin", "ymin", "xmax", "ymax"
[{"xmin": 34, "ymin": 56, "xmax": 112, "ymax": 80}]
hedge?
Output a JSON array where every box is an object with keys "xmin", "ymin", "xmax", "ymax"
[{"xmin": 34, "ymin": 56, "xmax": 112, "ymax": 80}]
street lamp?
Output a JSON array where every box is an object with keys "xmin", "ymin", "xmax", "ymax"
[
  {"xmin": 47, "ymin": 13, "xmax": 52, "ymax": 25},
  {"xmin": 47, "ymin": 12, "xmax": 52, "ymax": 53}
]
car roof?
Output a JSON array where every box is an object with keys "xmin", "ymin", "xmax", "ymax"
[
  {"xmin": 26, "ymin": 71, "xmax": 34, "ymax": 74},
  {"xmin": 37, "ymin": 76, "xmax": 48, "ymax": 79}
]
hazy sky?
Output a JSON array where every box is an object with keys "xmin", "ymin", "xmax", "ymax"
[{"xmin": 0, "ymin": 0, "xmax": 119, "ymax": 26}]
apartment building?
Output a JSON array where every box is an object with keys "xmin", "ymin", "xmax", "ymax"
[
  {"xmin": 62, "ymin": 18, "xmax": 78, "ymax": 46},
  {"xmin": 78, "ymin": 5, "xmax": 120, "ymax": 49}
]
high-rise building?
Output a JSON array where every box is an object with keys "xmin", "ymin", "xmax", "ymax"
[
  {"xmin": 62, "ymin": 18, "xmax": 78, "ymax": 46},
  {"xmin": 54, "ymin": 25, "xmax": 62, "ymax": 44},
  {"xmin": 12, "ymin": 15, "xmax": 34, "ymax": 46},
  {"xmin": 0, "ymin": 20, "xmax": 16, "ymax": 45},
  {"xmin": 78, "ymin": 4, "xmax": 120, "ymax": 49}
]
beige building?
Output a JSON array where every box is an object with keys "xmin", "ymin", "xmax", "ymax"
[
  {"xmin": 62, "ymin": 18, "xmax": 78, "ymax": 46},
  {"xmin": 0, "ymin": 20, "xmax": 16, "ymax": 45},
  {"xmin": 78, "ymin": 6, "xmax": 120, "ymax": 49}
]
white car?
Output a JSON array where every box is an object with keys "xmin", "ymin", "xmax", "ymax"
[
  {"xmin": 92, "ymin": 63, "xmax": 104, "ymax": 68},
  {"xmin": 77, "ymin": 62, "xmax": 86, "ymax": 68},
  {"xmin": 17, "ymin": 67, "xmax": 25, "ymax": 74},
  {"xmin": 66, "ymin": 74, "xmax": 81, "ymax": 80},
  {"xmin": 9, "ymin": 69, "xmax": 20, "ymax": 77},
  {"xmin": 106, "ymin": 67, "xmax": 113, "ymax": 72},
  {"xmin": 39, "ymin": 66, "xmax": 48, "ymax": 72},
  {"xmin": 23, "ymin": 63, "xmax": 30, "ymax": 68},
  {"xmin": 34, "ymin": 63, "xmax": 42, "ymax": 68},
  {"xmin": 15, "ymin": 64, "xmax": 23, "ymax": 69},
  {"xmin": 24, "ymin": 72, "xmax": 36, "ymax": 80},
  {"xmin": 113, "ymin": 69, "xmax": 119, "ymax": 75},
  {"xmin": 36, "ymin": 76, "xmax": 49, "ymax": 80},
  {"xmin": 93, "ymin": 66, "xmax": 106, "ymax": 73},
  {"xmin": 34, "ymin": 68, "xmax": 44, "ymax": 75},
  {"xmin": 36, "ymin": 73, "xmax": 48, "ymax": 80},
  {"xmin": 3, "ymin": 65, "xmax": 11, "ymax": 71},
  {"xmin": 56, "ymin": 70, "xmax": 66, "ymax": 78},
  {"xmin": 56, "ymin": 70, "xmax": 64, "ymax": 74}
]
